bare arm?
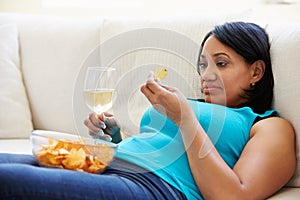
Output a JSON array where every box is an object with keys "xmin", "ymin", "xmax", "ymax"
[{"xmin": 180, "ymin": 116, "xmax": 296, "ymax": 200}]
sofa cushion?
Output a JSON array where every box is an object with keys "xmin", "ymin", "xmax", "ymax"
[
  {"xmin": 0, "ymin": 139, "xmax": 31, "ymax": 154},
  {"xmin": 267, "ymin": 187, "xmax": 300, "ymax": 199},
  {"xmin": 0, "ymin": 24, "xmax": 33, "ymax": 138},
  {"xmin": 266, "ymin": 22, "xmax": 300, "ymax": 187}
]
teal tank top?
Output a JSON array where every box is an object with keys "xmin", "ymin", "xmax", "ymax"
[{"xmin": 115, "ymin": 99, "xmax": 278, "ymax": 200}]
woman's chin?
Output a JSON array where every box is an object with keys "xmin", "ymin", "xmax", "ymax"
[{"xmin": 204, "ymin": 95, "xmax": 227, "ymax": 106}]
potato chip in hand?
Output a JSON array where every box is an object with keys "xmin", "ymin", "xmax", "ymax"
[{"xmin": 154, "ymin": 67, "xmax": 168, "ymax": 81}]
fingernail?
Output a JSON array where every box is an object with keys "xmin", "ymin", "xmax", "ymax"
[
  {"xmin": 100, "ymin": 123, "xmax": 106, "ymax": 129},
  {"xmin": 97, "ymin": 129, "xmax": 104, "ymax": 136},
  {"xmin": 105, "ymin": 135, "xmax": 112, "ymax": 142}
]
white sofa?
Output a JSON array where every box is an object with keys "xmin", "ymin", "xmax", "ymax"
[{"xmin": 0, "ymin": 12, "xmax": 300, "ymax": 199}]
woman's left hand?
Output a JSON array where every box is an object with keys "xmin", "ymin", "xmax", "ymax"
[{"xmin": 140, "ymin": 71, "xmax": 193, "ymax": 126}]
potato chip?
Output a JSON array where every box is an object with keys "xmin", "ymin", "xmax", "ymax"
[
  {"xmin": 58, "ymin": 148, "xmax": 70, "ymax": 155},
  {"xmin": 34, "ymin": 139, "xmax": 114, "ymax": 173},
  {"xmin": 62, "ymin": 148, "xmax": 86, "ymax": 170},
  {"xmin": 154, "ymin": 67, "xmax": 168, "ymax": 81}
]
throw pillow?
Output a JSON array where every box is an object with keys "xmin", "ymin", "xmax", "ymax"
[{"xmin": 0, "ymin": 24, "xmax": 33, "ymax": 138}]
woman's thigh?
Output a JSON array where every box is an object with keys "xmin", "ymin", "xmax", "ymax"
[
  {"xmin": 0, "ymin": 154, "xmax": 185, "ymax": 200},
  {"xmin": 0, "ymin": 164, "xmax": 161, "ymax": 200}
]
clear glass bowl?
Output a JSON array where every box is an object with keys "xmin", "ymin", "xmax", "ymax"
[{"xmin": 30, "ymin": 130, "xmax": 116, "ymax": 173}]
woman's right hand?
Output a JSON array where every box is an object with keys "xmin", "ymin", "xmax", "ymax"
[{"xmin": 83, "ymin": 112, "xmax": 122, "ymax": 143}]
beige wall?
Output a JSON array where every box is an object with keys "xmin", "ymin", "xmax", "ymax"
[{"xmin": 0, "ymin": 0, "xmax": 299, "ymax": 22}]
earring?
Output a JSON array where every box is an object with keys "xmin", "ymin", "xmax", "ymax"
[{"xmin": 251, "ymin": 82, "xmax": 255, "ymax": 87}]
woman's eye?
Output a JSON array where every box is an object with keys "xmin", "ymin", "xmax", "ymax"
[
  {"xmin": 197, "ymin": 62, "xmax": 208, "ymax": 74},
  {"xmin": 199, "ymin": 62, "xmax": 207, "ymax": 68},
  {"xmin": 217, "ymin": 61, "xmax": 227, "ymax": 67}
]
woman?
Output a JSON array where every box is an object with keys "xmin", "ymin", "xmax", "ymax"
[{"xmin": 0, "ymin": 22, "xmax": 296, "ymax": 200}]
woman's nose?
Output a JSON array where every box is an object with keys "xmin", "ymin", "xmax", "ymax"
[{"xmin": 200, "ymin": 65, "xmax": 217, "ymax": 81}]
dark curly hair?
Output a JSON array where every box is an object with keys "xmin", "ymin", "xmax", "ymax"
[{"xmin": 198, "ymin": 22, "xmax": 274, "ymax": 114}]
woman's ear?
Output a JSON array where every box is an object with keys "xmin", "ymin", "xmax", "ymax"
[{"xmin": 250, "ymin": 60, "xmax": 265, "ymax": 83}]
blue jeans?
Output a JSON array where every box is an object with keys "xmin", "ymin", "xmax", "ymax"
[{"xmin": 0, "ymin": 153, "xmax": 186, "ymax": 200}]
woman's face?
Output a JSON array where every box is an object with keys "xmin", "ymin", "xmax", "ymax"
[{"xmin": 199, "ymin": 36, "xmax": 253, "ymax": 107}]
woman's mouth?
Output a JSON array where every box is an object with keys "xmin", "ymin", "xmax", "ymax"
[{"xmin": 202, "ymin": 86, "xmax": 222, "ymax": 94}]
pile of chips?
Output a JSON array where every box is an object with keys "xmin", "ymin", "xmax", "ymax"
[{"xmin": 35, "ymin": 139, "xmax": 114, "ymax": 173}]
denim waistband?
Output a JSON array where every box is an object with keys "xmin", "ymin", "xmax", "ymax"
[{"xmin": 105, "ymin": 158, "xmax": 187, "ymax": 200}]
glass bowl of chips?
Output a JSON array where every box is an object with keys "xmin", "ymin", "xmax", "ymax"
[{"xmin": 30, "ymin": 130, "xmax": 116, "ymax": 173}]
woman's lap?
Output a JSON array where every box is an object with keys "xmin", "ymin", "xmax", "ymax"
[{"xmin": 0, "ymin": 153, "xmax": 186, "ymax": 200}]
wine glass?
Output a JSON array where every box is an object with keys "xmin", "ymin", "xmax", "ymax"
[{"xmin": 83, "ymin": 67, "xmax": 116, "ymax": 114}]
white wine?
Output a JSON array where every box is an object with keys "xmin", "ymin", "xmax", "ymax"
[{"xmin": 84, "ymin": 89, "xmax": 115, "ymax": 113}]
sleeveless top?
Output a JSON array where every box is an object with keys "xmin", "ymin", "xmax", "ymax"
[{"xmin": 115, "ymin": 99, "xmax": 278, "ymax": 200}]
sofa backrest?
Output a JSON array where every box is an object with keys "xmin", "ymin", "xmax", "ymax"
[{"xmin": 267, "ymin": 22, "xmax": 300, "ymax": 186}]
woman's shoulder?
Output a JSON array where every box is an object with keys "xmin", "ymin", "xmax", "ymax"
[{"xmin": 250, "ymin": 116, "xmax": 295, "ymax": 140}]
